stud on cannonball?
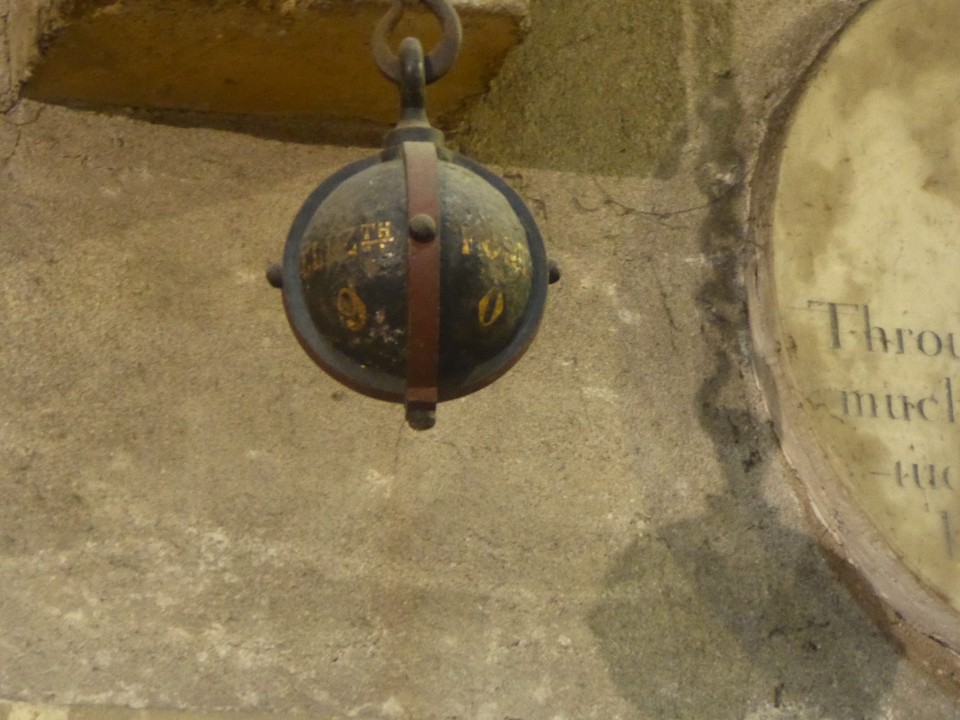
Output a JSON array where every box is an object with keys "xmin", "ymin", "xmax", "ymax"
[{"xmin": 409, "ymin": 214, "xmax": 437, "ymax": 242}]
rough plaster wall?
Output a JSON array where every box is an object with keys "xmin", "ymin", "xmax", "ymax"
[
  {"xmin": 4, "ymin": 1, "xmax": 960, "ymax": 719},
  {"xmin": 459, "ymin": 0, "xmax": 688, "ymax": 176},
  {"xmin": 3, "ymin": 98, "xmax": 934, "ymax": 720},
  {"xmin": 0, "ymin": 0, "xmax": 16, "ymax": 110},
  {"xmin": 1, "ymin": 0, "xmax": 57, "ymax": 111}
]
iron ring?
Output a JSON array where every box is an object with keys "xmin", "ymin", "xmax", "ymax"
[{"xmin": 372, "ymin": 0, "xmax": 463, "ymax": 85}]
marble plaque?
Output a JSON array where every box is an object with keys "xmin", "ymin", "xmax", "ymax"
[{"xmin": 751, "ymin": 0, "xmax": 960, "ymax": 653}]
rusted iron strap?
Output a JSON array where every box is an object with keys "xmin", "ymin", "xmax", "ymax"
[{"xmin": 403, "ymin": 141, "xmax": 441, "ymax": 427}]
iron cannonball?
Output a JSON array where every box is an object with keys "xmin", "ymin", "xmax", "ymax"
[{"xmin": 280, "ymin": 152, "xmax": 548, "ymax": 404}]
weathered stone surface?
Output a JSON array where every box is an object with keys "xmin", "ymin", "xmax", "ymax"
[
  {"xmin": 21, "ymin": 0, "xmax": 527, "ymax": 136},
  {"xmin": 4, "ymin": 1, "xmax": 960, "ymax": 719},
  {"xmin": 1, "ymin": 0, "xmax": 55, "ymax": 111},
  {"xmin": 752, "ymin": 0, "xmax": 960, "ymax": 668}
]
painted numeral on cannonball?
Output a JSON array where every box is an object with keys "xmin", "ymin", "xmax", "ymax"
[
  {"xmin": 337, "ymin": 287, "xmax": 368, "ymax": 332},
  {"xmin": 478, "ymin": 288, "xmax": 505, "ymax": 328}
]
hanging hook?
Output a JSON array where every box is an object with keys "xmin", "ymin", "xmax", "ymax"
[{"xmin": 372, "ymin": 0, "xmax": 463, "ymax": 85}]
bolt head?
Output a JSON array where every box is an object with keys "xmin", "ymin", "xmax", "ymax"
[
  {"xmin": 266, "ymin": 263, "xmax": 283, "ymax": 288},
  {"xmin": 409, "ymin": 213, "xmax": 437, "ymax": 242}
]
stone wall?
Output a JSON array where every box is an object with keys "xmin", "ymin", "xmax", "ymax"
[
  {"xmin": 14, "ymin": 0, "xmax": 528, "ymax": 140},
  {"xmin": 6, "ymin": 1, "xmax": 960, "ymax": 719},
  {"xmin": 1, "ymin": 0, "xmax": 57, "ymax": 111}
]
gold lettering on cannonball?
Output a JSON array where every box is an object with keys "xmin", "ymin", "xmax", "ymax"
[
  {"xmin": 478, "ymin": 289, "xmax": 505, "ymax": 328},
  {"xmin": 348, "ymin": 221, "xmax": 397, "ymax": 256},
  {"xmin": 337, "ymin": 287, "xmax": 368, "ymax": 332},
  {"xmin": 480, "ymin": 239, "xmax": 501, "ymax": 260}
]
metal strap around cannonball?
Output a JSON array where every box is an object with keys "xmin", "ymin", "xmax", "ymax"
[{"xmin": 403, "ymin": 140, "xmax": 441, "ymax": 430}]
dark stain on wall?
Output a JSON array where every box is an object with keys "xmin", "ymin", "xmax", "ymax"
[{"xmin": 587, "ymin": 2, "xmax": 901, "ymax": 716}]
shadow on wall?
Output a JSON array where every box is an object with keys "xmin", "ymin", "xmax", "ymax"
[
  {"xmin": 589, "ymin": 3, "xmax": 898, "ymax": 718},
  {"xmin": 587, "ymin": 398, "xmax": 900, "ymax": 718}
]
